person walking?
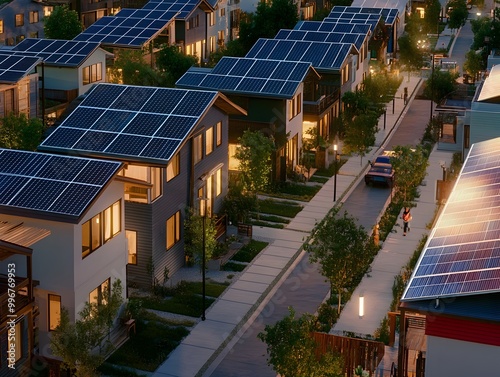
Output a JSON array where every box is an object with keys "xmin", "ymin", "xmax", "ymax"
[{"xmin": 402, "ymin": 207, "xmax": 412, "ymax": 236}]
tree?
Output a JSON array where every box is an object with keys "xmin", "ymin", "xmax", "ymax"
[
  {"xmin": 50, "ymin": 280, "xmax": 123, "ymax": 377},
  {"xmin": 446, "ymin": 0, "xmax": 469, "ymax": 29},
  {"xmin": 207, "ymin": 40, "xmax": 246, "ymax": 67},
  {"xmin": 463, "ymin": 49, "xmax": 484, "ymax": 80},
  {"xmin": 424, "ymin": 0, "xmax": 442, "ymax": 34},
  {"xmin": 234, "ymin": 129, "xmax": 274, "ymax": 194},
  {"xmin": 184, "ymin": 207, "xmax": 218, "ymax": 268},
  {"xmin": 390, "ymin": 145, "xmax": 429, "ymax": 203},
  {"xmin": 306, "ymin": 212, "xmax": 371, "ymax": 313},
  {"xmin": 44, "ymin": 5, "xmax": 83, "ymax": 40},
  {"xmin": 0, "ymin": 113, "xmax": 44, "ymax": 151},
  {"xmin": 156, "ymin": 45, "xmax": 198, "ymax": 87},
  {"xmin": 108, "ymin": 49, "xmax": 169, "ymax": 86},
  {"xmin": 398, "ymin": 33, "xmax": 426, "ymax": 77},
  {"xmin": 423, "ymin": 69, "xmax": 457, "ymax": 105},
  {"xmin": 342, "ymin": 112, "xmax": 378, "ymax": 165},
  {"xmin": 258, "ymin": 307, "xmax": 344, "ymax": 377}
]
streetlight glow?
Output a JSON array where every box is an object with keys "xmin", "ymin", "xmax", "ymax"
[
  {"xmin": 359, "ymin": 295, "xmax": 364, "ymax": 318},
  {"xmin": 333, "ymin": 144, "xmax": 338, "ymax": 202}
]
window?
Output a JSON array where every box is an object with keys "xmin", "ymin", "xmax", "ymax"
[
  {"xmin": 44, "ymin": 6, "xmax": 53, "ymax": 16},
  {"xmin": 120, "ymin": 165, "xmax": 162, "ymax": 203},
  {"xmin": 288, "ymin": 93, "xmax": 302, "ymax": 120},
  {"xmin": 167, "ymin": 153, "xmax": 180, "ymax": 182},
  {"xmin": 29, "ymin": 11, "xmax": 39, "ymax": 23},
  {"xmin": 209, "ymin": 11, "xmax": 215, "ymax": 26},
  {"xmin": 48, "ymin": 295, "xmax": 61, "ymax": 331},
  {"xmin": 216, "ymin": 121, "xmax": 222, "ymax": 146},
  {"xmin": 126, "ymin": 230, "xmax": 137, "ymax": 264},
  {"xmin": 89, "ymin": 278, "xmax": 110, "ymax": 306},
  {"xmin": 15, "ymin": 14, "xmax": 24, "ymax": 27},
  {"xmin": 104, "ymin": 200, "xmax": 121, "ymax": 242},
  {"xmin": 29, "ymin": 31, "xmax": 38, "ymax": 38},
  {"xmin": 217, "ymin": 30, "xmax": 225, "ymax": 44},
  {"xmin": 216, "ymin": 168, "xmax": 222, "ymax": 196},
  {"xmin": 166, "ymin": 211, "xmax": 181, "ymax": 250},
  {"xmin": 210, "ymin": 36, "xmax": 216, "ymax": 53},
  {"xmin": 206, "ymin": 127, "xmax": 213, "ymax": 155},
  {"xmin": 220, "ymin": 7, "xmax": 225, "ymax": 17},
  {"xmin": 16, "ymin": 35, "xmax": 25, "ymax": 44},
  {"xmin": 82, "ymin": 63, "xmax": 102, "ymax": 85},
  {"xmin": 151, "ymin": 167, "xmax": 161, "ymax": 201},
  {"xmin": 82, "ymin": 201, "xmax": 121, "ymax": 258},
  {"xmin": 193, "ymin": 134, "xmax": 203, "ymax": 164},
  {"xmin": 188, "ymin": 14, "xmax": 199, "ymax": 29},
  {"xmin": 0, "ymin": 20, "xmax": 4, "ymax": 34}
]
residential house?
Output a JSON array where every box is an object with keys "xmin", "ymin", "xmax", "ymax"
[
  {"xmin": 3, "ymin": 38, "xmax": 113, "ymax": 121},
  {"xmin": 0, "ymin": 221, "xmax": 50, "ymax": 377},
  {"xmin": 0, "ymin": 0, "xmax": 48, "ymax": 46},
  {"xmin": 0, "ymin": 148, "xmax": 126, "ymax": 368},
  {"xmin": 398, "ymin": 137, "xmax": 500, "ymax": 377},
  {"xmin": 0, "ymin": 52, "xmax": 40, "ymax": 118},
  {"xmin": 207, "ymin": 0, "xmax": 229, "ymax": 55},
  {"xmin": 38, "ymin": 83, "xmax": 246, "ymax": 288},
  {"xmin": 176, "ymin": 56, "xmax": 321, "ymax": 181}
]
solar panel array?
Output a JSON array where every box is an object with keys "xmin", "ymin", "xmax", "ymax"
[
  {"xmin": 246, "ymin": 38, "xmax": 354, "ymax": 71},
  {"xmin": 177, "ymin": 57, "xmax": 312, "ymax": 98},
  {"xmin": 38, "ymin": 83, "xmax": 217, "ymax": 164},
  {"xmin": 294, "ymin": 21, "xmax": 371, "ymax": 35},
  {"xmin": 329, "ymin": 6, "xmax": 398, "ymax": 25},
  {"xmin": 142, "ymin": 0, "xmax": 200, "ymax": 19},
  {"xmin": 402, "ymin": 138, "xmax": 500, "ymax": 301},
  {"xmin": 275, "ymin": 29, "xmax": 366, "ymax": 50},
  {"xmin": 324, "ymin": 12, "xmax": 381, "ymax": 33},
  {"xmin": 0, "ymin": 149, "xmax": 121, "ymax": 219},
  {"xmin": 0, "ymin": 52, "xmax": 41, "ymax": 83},
  {"xmin": 11, "ymin": 39, "xmax": 101, "ymax": 67}
]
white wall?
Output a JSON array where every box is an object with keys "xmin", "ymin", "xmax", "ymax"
[
  {"xmin": 426, "ymin": 335, "xmax": 500, "ymax": 377},
  {"xmin": 78, "ymin": 48, "xmax": 110, "ymax": 95}
]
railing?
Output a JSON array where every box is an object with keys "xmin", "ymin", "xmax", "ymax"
[
  {"xmin": 303, "ymin": 93, "xmax": 337, "ymax": 114},
  {"xmin": 0, "ymin": 275, "xmax": 32, "ymax": 324}
]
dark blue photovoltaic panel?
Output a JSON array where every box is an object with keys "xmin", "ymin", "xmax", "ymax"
[
  {"xmin": 297, "ymin": 21, "xmax": 321, "ymax": 31},
  {"xmin": 72, "ymin": 130, "xmax": 118, "ymax": 152},
  {"xmin": 247, "ymin": 60, "xmax": 277, "ymax": 78},
  {"xmin": 286, "ymin": 41, "xmax": 309, "ymax": 61},
  {"xmin": 200, "ymin": 74, "xmax": 226, "ymax": 89},
  {"xmin": 0, "ymin": 150, "xmax": 51, "ymax": 176},
  {"xmin": 155, "ymin": 116, "xmax": 197, "ymax": 139},
  {"xmin": 229, "ymin": 59, "xmax": 255, "ymax": 76},
  {"xmin": 35, "ymin": 156, "xmax": 88, "ymax": 181},
  {"xmin": 106, "ymin": 134, "xmax": 150, "ymax": 156},
  {"xmin": 48, "ymin": 184, "xmax": 101, "ymax": 215},
  {"xmin": 111, "ymin": 86, "xmax": 157, "ymax": 111},
  {"xmin": 141, "ymin": 89, "xmax": 187, "ymax": 114},
  {"xmin": 0, "ymin": 53, "xmax": 41, "ymax": 83},
  {"xmin": 236, "ymin": 77, "xmax": 266, "ymax": 92},
  {"xmin": 61, "ymin": 108, "xmax": 102, "ymax": 130},
  {"xmin": 261, "ymin": 80, "xmax": 285, "ymax": 94},
  {"xmin": 82, "ymin": 84, "xmax": 126, "ymax": 108},
  {"xmin": 268, "ymin": 40, "xmax": 294, "ymax": 60},
  {"xmin": 302, "ymin": 43, "xmax": 330, "ymax": 65},
  {"xmin": 0, "ymin": 175, "xmax": 30, "ymax": 204},
  {"xmin": 42, "ymin": 128, "xmax": 85, "ymax": 148},
  {"xmin": 271, "ymin": 61, "xmax": 296, "ymax": 80},
  {"xmin": 219, "ymin": 76, "xmax": 242, "ymax": 90},
  {"xmin": 90, "ymin": 110, "xmax": 135, "ymax": 132},
  {"xmin": 211, "ymin": 57, "xmax": 235, "ymax": 74},
  {"xmin": 176, "ymin": 72, "xmax": 206, "ymax": 87},
  {"xmin": 140, "ymin": 138, "xmax": 178, "ymax": 161},
  {"xmin": 10, "ymin": 179, "xmax": 68, "ymax": 210},
  {"xmin": 280, "ymin": 81, "xmax": 299, "ymax": 97},
  {"xmin": 74, "ymin": 159, "xmax": 121, "ymax": 185},
  {"xmin": 123, "ymin": 113, "xmax": 168, "ymax": 136},
  {"xmin": 173, "ymin": 91, "xmax": 216, "ymax": 116}
]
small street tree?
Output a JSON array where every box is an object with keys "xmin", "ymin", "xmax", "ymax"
[
  {"xmin": 463, "ymin": 49, "xmax": 484, "ymax": 81},
  {"xmin": 398, "ymin": 33, "xmax": 426, "ymax": 78},
  {"xmin": 184, "ymin": 207, "xmax": 218, "ymax": 268},
  {"xmin": 108, "ymin": 49, "xmax": 169, "ymax": 86},
  {"xmin": 0, "ymin": 113, "xmax": 44, "ymax": 150},
  {"xmin": 306, "ymin": 212, "xmax": 371, "ymax": 313},
  {"xmin": 342, "ymin": 112, "xmax": 378, "ymax": 165},
  {"xmin": 50, "ymin": 280, "xmax": 123, "ymax": 377},
  {"xmin": 423, "ymin": 69, "xmax": 457, "ymax": 105},
  {"xmin": 156, "ymin": 45, "xmax": 198, "ymax": 87},
  {"xmin": 258, "ymin": 307, "xmax": 344, "ymax": 377},
  {"xmin": 390, "ymin": 145, "xmax": 429, "ymax": 203},
  {"xmin": 44, "ymin": 5, "xmax": 83, "ymax": 40},
  {"xmin": 446, "ymin": 0, "xmax": 469, "ymax": 30}
]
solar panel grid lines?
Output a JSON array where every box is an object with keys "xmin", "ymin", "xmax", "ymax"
[{"xmin": 0, "ymin": 53, "xmax": 41, "ymax": 83}]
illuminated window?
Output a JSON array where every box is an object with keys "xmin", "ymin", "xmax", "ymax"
[
  {"xmin": 83, "ymin": 63, "xmax": 102, "ymax": 85},
  {"xmin": 82, "ymin": 201, "xmax": 121, "ymax": 258},
  {"xmin": 209, "ymin": 11, "xmax": 215, "ymax": 26},
  {"xmin": 220, "ymin": 7, "xmax": 225, "ymax": 17},
  {"xmin": 206, "ymin": 127, "xmax": 213, "ymax": 155},
  {"xmin": 48, "ymin": 294, "xmax": 61, "ymax": 331},
  {"xmin": 0, "ymin": 20, "xmax": 4, "ymax": 34},
  {"xmin": 104, "ymin": 200, "xmax": 121, "ymax": 242},
  {"xmin": 120, "ymin": 165, "xmax": 162, "ymax": 203},
  {"xmin": 126, "ymin": 230, "xmax": 137, "ymax": 264},
  {"xmin": 193, "ymin": 134, "xmax": 203, "ymax": 164},
  {"xmin": 151, "ymin": 167, "xmax": 162, "ymax": 201},
  {"xmin": 216, "ymin": 168, "xmax": 222, "ymax": 196},
  {"xmin": 216, "ymin": 121, "xmax": 222, "ymax": 146},
  {"xmin": 89, "ymin": 278, "xmax": 110, "ymax": 306},
  {"xmin": 167, "ymin": 153, "xmax": 180, "ymax": 182},
  {"xmin": 15, "ymin": 14, "xmax": 24, "ymax": 27},
  {"xmin": 29, "ymin": 11, "xmax": 39, "ymax": 23},
  {"xmin": 166, "ymin": 211, "xmax": 181, "ymax": 250}
]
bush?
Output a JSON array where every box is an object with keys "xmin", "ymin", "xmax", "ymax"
[
  {"xmin": 374, "ymin": 316, "xmax": 390, "ymax": 345},
  {"xmin": 231, "ymin": 240, "xmax": 268, "ymax": 263},
  {"xmin": 222, "ymin": 261, "xmax": 247, "ymax": 272},
  {"xmin": 316, "ymin": 302, "xmax": 338, "ymax": 332}
]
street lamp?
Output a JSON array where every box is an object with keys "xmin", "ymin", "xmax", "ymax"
[
  {"xmin": 429, "ymin": 52, "xmax": 435, "ymax": 124},
  {"xmin": 200, "ymin": 197, "xmax": 207, "ymax": 321},
  {"xmin": 333, "ymin": 144, "xmax": 338, "ymax": 202}
]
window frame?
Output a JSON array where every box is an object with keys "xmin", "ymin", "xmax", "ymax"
[
  {"xmin": 48, "ymin": 294, "xmax": 61, "ymax": 331},
  {"xmin": 15, "ymin": 14, "xmax": 24, "ymax": 27},
  {"xmin": 216, "ymin": 121, "xmax": 222, "ymax": 146},
  {"xmin": 89, "ymin": 278, "xmax": 110, "ymax": 306},
  {"xmin": 82, "ymin": 201, "xmax": 121, "ymax": 259},
  {"xmin": 29, "ymin": 10, "xmax": 39, "ymax": 23},
  {"xmin": 166, "ymin": 153, "xmax": 180, "ymax": 182},
  {"xmin": 126, "ymin": 230, "xmax": 137, "ymax": 265},
  {"xmin": 205, "ymin": 126, "xmax": 214, "ymax": 155},
  {"xmin": 193, "ymin": 134, "xmax": 203, "ymax": 164},
  {"xmin": 166, "ymin": 211, "xmax": 181, "ymax": 250}
]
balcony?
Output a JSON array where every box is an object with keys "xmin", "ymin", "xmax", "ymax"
[
  {"xmin": 303, "ymin": 93, "xmax": 337, "ymax": 115},
  {"xmin": 0, "ymin": 274, "xmax": 32, "ymax": 326}
]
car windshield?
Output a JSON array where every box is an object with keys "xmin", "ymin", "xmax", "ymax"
[{"xmin": 371, "ymin": 167, "xmax": 391, "ymax": 173}]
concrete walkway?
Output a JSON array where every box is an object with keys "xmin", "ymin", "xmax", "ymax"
[{"xmin": 153, "ymin": 71, "xmax": 449, "ymax": 377}]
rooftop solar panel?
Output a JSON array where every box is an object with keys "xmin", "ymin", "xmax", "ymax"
[
  {"xmin": 329, "ymin": 6, "xmax": 399, "ymax": 25},
  {"xmin": 0, "ymin": 52, "xmax": 41, "ymax": 83},
  {"xmin": 0, "ymin": 149, "xmax": 121, "ymax": 221},
  {"xmin": 11, "ymin": 39, "xmax": 101, "ymax": 67},
  {"xmin": 401, "ymin": 138, "xmax": 500, "ymax": 301},
  {"xmin": 176, "ymin": 56, "xmax": 314, "ymax": 98},
  {"xmin": 38, "ymin": 84, "xmax": 218, "ymax": 164}
]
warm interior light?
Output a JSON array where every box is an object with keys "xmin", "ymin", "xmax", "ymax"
[
  {"xmin": 359, "ymin": 295, "xmax": 364, "ymax": 318},
  {"xmin": 334, "ymin": 144, "xmax": 338, "ymax": 151}
]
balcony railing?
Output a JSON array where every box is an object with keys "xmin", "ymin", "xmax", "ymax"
[
  {"xmin": 0, "ymin": 275, "xmax": 32, "ymax": 325},
  {"xmin": 303, "ymin": 93, "xmax": 337, "ymax": 115}
]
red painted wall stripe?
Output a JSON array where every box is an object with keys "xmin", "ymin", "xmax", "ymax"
[{"xmin": 426, "ymin": 315, "xmax": 500, "ymax": 346}]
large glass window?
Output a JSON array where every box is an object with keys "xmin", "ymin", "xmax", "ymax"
[
  {"xmin": 151, "ymin": 167, "xmax": 161, "ymax": 201},
  {"xmin": 120, "ymin": 165, "xmax": 162, "ymax": 203},
  {"xmin": 82, "ymin": 201, "xmax": 121, "ymax": 259},
  {"xmin": 206, "ymin": 127, "xmax": 214, "ymax": 155},
  {"xmin": 83, "ymin": 63, "xmax": 102, "ymax": 85},
  {"xmin": 89, "ymin": 278, "xmax": 110, "ymax": 306},
  {"xmin": 91, "ymin": 213, "xmax": 101, "ymax": 251},
  {"xmin": 216, "ymin": 121, "xmax": 222, "ymax": 146},
  {"xmin": 126, "ymin": 230, "xmax": 137, "ymax": 264},
  {"xmin": 104, "ymin": 200, "xmax": 121, "ymax": 242},
  {"xmin": 29, "ymin": 11, "xmax": 39, "ymax": 23},
  {"xmin": 216, "ymin": 168, "xmax": 222, "ymax": 196},
  {"xmin": 167, "ymin": 153, "xmax": 180, "ymax": 182},
  {"xmin": 48, "ymin": 294, "xmax": 61, "ymax": 331},
  {"xmin": 193, "ymin": 134, "xmax": 203, "ymax": 164},
  {"xmin": 166, "ymin": 211, "xmax": 181, "ymax": 250},
  {"xmin": 15, "ymin": 14, "xmax": 24, "ymax": 27}
]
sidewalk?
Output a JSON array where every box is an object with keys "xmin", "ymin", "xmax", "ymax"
[{"xmin": 152, "ymin": 72, "xmax": 439, "ymax": 377}]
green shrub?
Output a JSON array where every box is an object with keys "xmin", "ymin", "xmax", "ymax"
[
  {"xmin": 258, "ymin": 198, "xmax": 303, "ymax": 217},
  {"xmin": 132, "ymin": 294, "xmax": 215, "ymax": 317},
  {"xmin": 231, "ymin": 240, "xmax": 268, "ymax": 262},
  {"xmin": 374, "ymin": 316, "xmax": 390, "ymax": 345},
  {"xmin": 316, "ymin": 302, "xmax": 338, "ymax": 332},
  {"xmin": 222, "ymin": 261, "xmax": 247, "ymax": 272}
]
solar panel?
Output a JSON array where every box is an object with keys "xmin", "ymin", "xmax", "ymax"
[
  {"xmin": 0, "ymin": 52, "xmax": 41, "ymax": 83},
  {"xmin": 11, "ymin": 39, "xmax": 100, "ymax": 67},
  {"xmin": 38, "ymin": 84, "xmax": 218, "ymax": 164},
  {"xmin": 176, "ymin": 56, "xmax": 314, "ymax": 98},
  {"xmin": 329, "ymin": 6, "xmax": 399, "ymax": 25},
  {"xmin": 0, "ymin": 148, "xmax": 121, "ymax": 219},
  {"xmin": 402, "ymin": 138, "xmax": 500, "ymax": 301}
]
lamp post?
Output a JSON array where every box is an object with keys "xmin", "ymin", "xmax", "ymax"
[
  {"xmin": 200, "ymin": 198, "xmax": 207, "ymax": 321},
  {"xmin": 429, "ymin": 52, "xmax": 435, "ymax": 124},
  {"xmin": 333, "ymin": 144, "xmax": 338, "ymax": 202}
]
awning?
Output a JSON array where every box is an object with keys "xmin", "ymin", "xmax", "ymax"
[{"xmin": 0, "ymin": 220, "xmax": 50, "ymax": 258}]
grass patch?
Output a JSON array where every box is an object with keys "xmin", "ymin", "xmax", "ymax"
[
  {"xmin": 231, "ymin": 240, "xmax": 268, "ymax": 263},
  {"xmin": 258, "ymin": 198, "xmax": 303, "ymax": 217},
  {"xmin": 309, "ymin": 175, "xmax": 329, "ymax": 184},
  {"xmin": 222, "ymin": 261, "xmax": 247, "ymax": 272},
  {"xmin": 251, "ymin": 220, "xmax": 284, "ymax": 228},
  {"xmin": 180, "ymin": 281, "xmax": 228, "ymax": 297},
  {"xmin": 106, "ymin": 320, "xmax": 189, "ymax": 372},
  {"xmin": 140, "ymin": 310, "xmax": 195, "ymax": 327},
  {"xmin": 131, "ymin": 294, "xmax": 215, "ymax": 317},
  {"xmin": 251, "ymin": 213, "xmax": 290, "ymax": 224},
  {"xmin": 266, "ymin": 182, "xmax": 322, "ymax": 201},
  {"xmin": 314, "ymin": 158, "xmax": 347, "ymax": 177},
  {"xmin": 98, "ymin": 363, "xmax": 149, "ymax": 376}
]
